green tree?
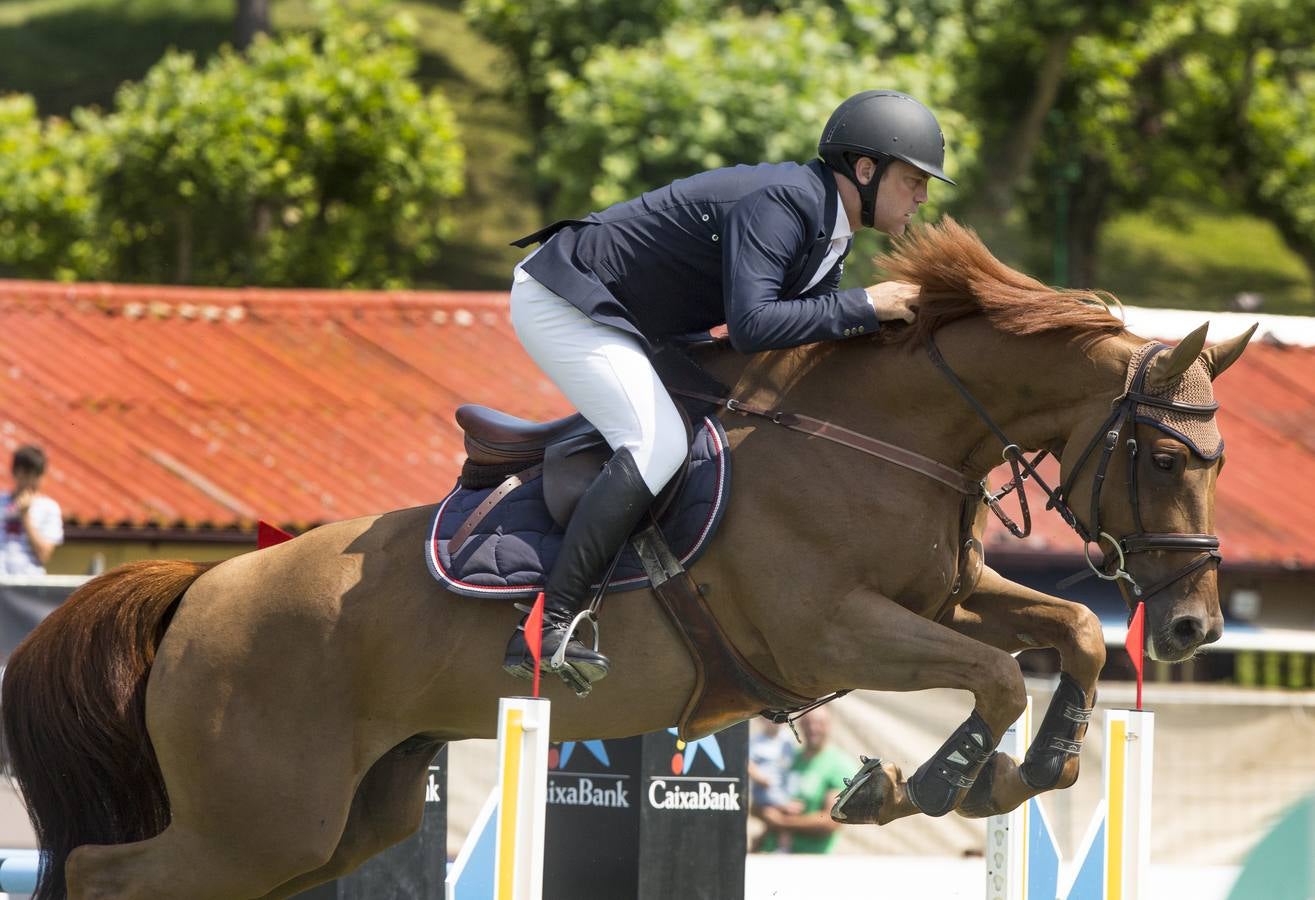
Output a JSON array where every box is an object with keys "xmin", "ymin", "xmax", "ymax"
[
  {"xmin": 474, "ymin": 0, "xmax": 1315, "ymax": 295},
  {"xmin": 0, "ymin": 95, "xmax": 109, "ymax": 280},
  {"xmin": 1180, "ymin": 0, "xmax": 1315, "ymax": 283},
  {"xmin": 540, "ymin": 6, "xmax": 976, "ymax": 217},
  {"xmin": 84, "ymin": 1, "xmax": 464, "ymax": 287},
  {"xmin": 0, "ymin": 0, "xmax": 466, "ymax": 288},
  {"xmin": 465, "ymin": 0, "xmax": 703, "ymax": 212},
  {"xmin": 1017, "ymin": 0, "xmax": 1315, "ymax": 288}
]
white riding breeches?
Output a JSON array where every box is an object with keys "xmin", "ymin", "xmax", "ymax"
[{"xmin": 509, "ymin": 267, "xmax": 687, "ymax": 496}]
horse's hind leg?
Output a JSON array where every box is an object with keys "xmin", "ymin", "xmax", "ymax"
[
  {"xmin": 793, "ymin": 585, "xmax": 1027, "ymax": 826},
  {"xmin": 255, "ymin": 738, "xmax": 444, "ymax": 900},
  {"xmin": 938, "ymin": 566, "xmax": 1106, "ymax": 818},
  {"xmin": 67, "ymin": 650, "xmax": 369, "ymax": 898},
  {"xmin": 65, "ymin": 733, "xmax": 361, "ymax": 900}
]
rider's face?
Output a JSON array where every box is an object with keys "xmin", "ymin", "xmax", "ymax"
[{"xmin": 871, "ymin": 160, "xmax": 930, "ymax": 236}]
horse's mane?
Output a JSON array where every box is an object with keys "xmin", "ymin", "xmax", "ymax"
[{"xmin": 877, "ymin": 217, "xmax": 1126, "ymax": 350}]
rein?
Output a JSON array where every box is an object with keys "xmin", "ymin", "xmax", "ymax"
[
  {"xmin": 668, "ymin": 389, "xmax": 980, "ymax": 495},
  {"xmin": 673, "ymin": 334, "xmax": 1222, "ymax": 618}
]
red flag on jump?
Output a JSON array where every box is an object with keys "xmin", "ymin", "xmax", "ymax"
[
  {"xmin": 1124, "ymin": 601, "xmax": 1146, "ymax": 711},
  {"xmin": 257, "ymin": 520, "xmax": 294, "ymax": 549},
  {"xmin": 526, "ymin": 591, "xmax": 546, "ymax": 699}
]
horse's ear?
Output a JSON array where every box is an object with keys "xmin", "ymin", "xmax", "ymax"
[
  {"xmin": 1146, "ymin": 322, "xmax": 1209, "ymax": 390},
  {"xmin": 1201, "ymin": 323, "xmax": 1259, "ymax": 381}
]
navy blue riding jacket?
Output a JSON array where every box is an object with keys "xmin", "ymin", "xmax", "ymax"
[{"xmin": 513, "ymin": 160, "xmax": 879, "ymax": 353}]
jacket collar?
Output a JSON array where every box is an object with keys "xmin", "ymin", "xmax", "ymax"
[
  {"xmin": 783, "ymin": 160, "xmax": 843, "ymax": 297},
  {"xmin": 809, "ymin": 159, "xmax": 841, "ymax": 242}
]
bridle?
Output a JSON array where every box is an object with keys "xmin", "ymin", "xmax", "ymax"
[{"xmin": 927, "ymin": 335, "xmax": 1222, "ymax": 614}]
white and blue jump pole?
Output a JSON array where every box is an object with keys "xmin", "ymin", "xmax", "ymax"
[
  {"xmin": 446, "ymin": 696, "xmax": 551, "ymax": 900},
  {"xmin": 986, "ymin": 704, "xmax": 1155, "ymax": 900}
]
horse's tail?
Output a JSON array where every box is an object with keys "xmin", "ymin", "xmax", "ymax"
[{"xmin": 1, "ymin": 559, "xmax": 214, "ymax": 900}]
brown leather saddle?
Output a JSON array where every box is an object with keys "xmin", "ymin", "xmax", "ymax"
[{"xmin": 455, "ymin": 404, "xmax": 690, "ymax": 529}]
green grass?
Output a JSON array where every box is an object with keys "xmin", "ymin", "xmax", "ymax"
[
  {"xmin": 1100, "ymin": 204, "xmax": 1314, "ymax": 313},
  {"xmin": 275, "ymin": 0, "xmax": 536, "ymax": 288},
  {"xmin": 2, "ymin": 0, "xmax": 1313, "ymax": 304},
  {"xmin": 0, "ymin": 0, "xmax": 233, "ymax": 113}
]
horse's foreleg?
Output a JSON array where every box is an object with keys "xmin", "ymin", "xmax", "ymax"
[
  {"xmin": 938, "ymin": 565, "xmax": 1106, "ymax": 818},
  {"xmin": 803, "ymin": 586, "xmax": 1027, "ymax": 826}
]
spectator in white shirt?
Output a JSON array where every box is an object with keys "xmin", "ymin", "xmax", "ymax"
[{"xmin": 2, "ymin": 445, "xmax": 64, "ymax": 576}]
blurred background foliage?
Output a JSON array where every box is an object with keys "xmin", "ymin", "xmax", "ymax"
[{"xmin": 0, "ymin": 0, "xmax": 1312, "ymax": 311}]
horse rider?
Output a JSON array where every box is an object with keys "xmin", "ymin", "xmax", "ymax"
[{"xmin": 504, "ymin": 90, "xmax": 956, "ymax": 689}]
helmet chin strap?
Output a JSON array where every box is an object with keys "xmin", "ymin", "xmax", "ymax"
[{"xmin": 842, "ymin": 153, "xmax": 892, "ymax": 229}]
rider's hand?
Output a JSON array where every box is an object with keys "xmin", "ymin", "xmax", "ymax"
[{"xmin": 865, "ymin": 280, "xmax": 920, "ymax": 324}]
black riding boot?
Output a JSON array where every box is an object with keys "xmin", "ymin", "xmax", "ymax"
[{"xmin": 503, "ymin": 447, "xmax": 656, "ymax": 689}]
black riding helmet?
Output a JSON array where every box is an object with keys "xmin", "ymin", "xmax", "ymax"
[{"xmin": 818, "ymin": 90, "xmax": 955, "ymax": 228}]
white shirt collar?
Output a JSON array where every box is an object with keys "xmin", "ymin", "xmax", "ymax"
[{"xmin": 831, "ymin": 184, "xmax": 853, "ymax": 243}]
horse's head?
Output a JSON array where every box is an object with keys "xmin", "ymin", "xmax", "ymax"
[{"xmin": 1059, "ymin": 322, "xmax": 1256, "ymax": 662}]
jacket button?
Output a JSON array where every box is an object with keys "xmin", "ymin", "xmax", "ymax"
[
  {"xmin": 858, "ymin": 326, "xmax": 866, "ymax": 334},
  {"xmin": 712, "ymin": 234, "xmax": 719, "ymax": 242},
  {"xmin": 701, "ymin": 214, "xmax": 710, "ymax": 221},
  {"xmin": 843, "ymin": 328, "xmax": 852, "ymax": 336}
]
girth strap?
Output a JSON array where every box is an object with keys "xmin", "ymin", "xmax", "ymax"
[{"xmin": 631, "ymin": 522, "xmax": 816, "ymax": 741}]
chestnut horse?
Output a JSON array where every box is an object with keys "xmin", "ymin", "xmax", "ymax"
[{"xmin": 3, "ymin": 221, "xmax": 1253, "ymax": 899}]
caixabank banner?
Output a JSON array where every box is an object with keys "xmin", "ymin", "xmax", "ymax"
[{"xmin": 544, "ymin": 722, "xmax": 749, "ymax": 900}]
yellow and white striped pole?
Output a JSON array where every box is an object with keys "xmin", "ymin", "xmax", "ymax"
[
  {"xmin": 1103, "ymin": 709, "xmax": 1154, "ymax": 900},
  {"xmin": 494, "ymin": 696, "xmax": 550, "ymax": 900},
  {"xmin": 447, "ymin": 696, "xmax": 551, "ymax": 900},
  {"xmin": 985, "ymin": 703, "xmax": 1155, "ymax": 900}
]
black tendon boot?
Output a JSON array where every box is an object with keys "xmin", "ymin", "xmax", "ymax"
[{"xmin": 503, "ymin": 447, "xmax": 656, "ymax": 690}]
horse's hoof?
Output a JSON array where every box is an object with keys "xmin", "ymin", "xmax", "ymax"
[{"xmin": 831, "ymin": 757, "xmax": 908, "ymax": 825}]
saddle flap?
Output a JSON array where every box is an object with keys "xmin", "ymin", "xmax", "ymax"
[{"xmin": 543, "ymin": 433, "xmax": 609, "ymax": 528}]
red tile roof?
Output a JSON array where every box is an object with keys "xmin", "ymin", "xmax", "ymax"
[
  {"xmin": 2, "ymin": 280, "xmax": 1311, "ymax": 567},
  {"xmin": 0, "ymin": 280, "xmax": 570, "ymax": 532}
]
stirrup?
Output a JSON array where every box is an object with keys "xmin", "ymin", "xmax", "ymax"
[
  {"xmin": 548, "ymin": 608, "xmax": 601, "ymax": 671},
  {"xmin": 549, "ymin": 610, "xmax": 605, "ymax": 698},
  {"xmin": 505, "ymin": 605, "xmax": 606, "ymax": 698}
]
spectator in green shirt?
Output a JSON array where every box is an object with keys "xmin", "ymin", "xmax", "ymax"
[{"xmin": 755, "ymin": 706, "xmax": 852, "ymax": 853}]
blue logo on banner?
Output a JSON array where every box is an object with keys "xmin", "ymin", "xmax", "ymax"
[
  {"xmin": 554, "ymin": 740, "xmax": 610, "ymax": 769},
  {"xmin": 666, "ymin": 728, "xmax": 725, "ymax": 774}
]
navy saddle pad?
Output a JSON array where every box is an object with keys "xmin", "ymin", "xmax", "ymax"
[{"xmin": 427, "ymin": 416, "xmax": 731, "ymax": 599}]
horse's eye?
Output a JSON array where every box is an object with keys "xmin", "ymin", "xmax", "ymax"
[{"xmin": 1152, "ymin": 453, "xmax": 1176, "ymax": 472}]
